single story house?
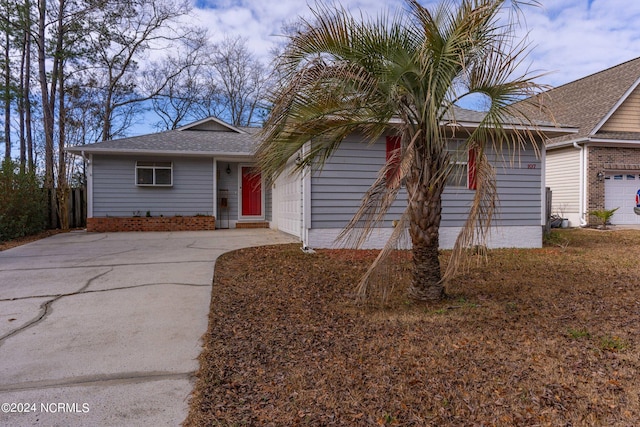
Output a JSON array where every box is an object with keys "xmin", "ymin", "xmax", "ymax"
[
  {"xmin": 67, "ymin": 109, "xmax": 574, "ymax": 249},
  {"xmin": 67, "ymin": 117, "xmax": 270, "ymax": 232},
  {"xmin": 535, "ymin": 57, "xmax": 640, "ymax": 226}
]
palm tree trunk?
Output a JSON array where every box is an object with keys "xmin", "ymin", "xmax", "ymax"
[{"xmin": 406, "ymin": 160, "xmax": 446, "ymax": 301}]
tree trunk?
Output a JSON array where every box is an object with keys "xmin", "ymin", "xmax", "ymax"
[
  {"xmin": 18, "ymin": 4, "xmax": 30, "ymax": 173},
  {"xmin": 19, "ymin": 30, "xmax": 26, "ymax": 173},
  {"xmin": 4, "ymin": 28, "xmax": 11, "ymax": 160},
  {"xmin": 102, "ymin": 98, "xmax": 111, "ymax": 141},
  {"xmin": 25, "ymin": 22, "xmax": 33, "ymax": 172},
  {"xmin": 405, "ymin": 154, "xmax": 446, "ymax": 301},
  {"xmin": 57, "ymin": 52, "xmax": 69, "ymax": 230},
  {"xmin": 38, "ymin": 0, "xmax": 54, "ymax": 188}
]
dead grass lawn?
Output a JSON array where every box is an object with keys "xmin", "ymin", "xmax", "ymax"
[{"xmin": 185, "ymin": 228, "xmax": 640, "ymax": 426}]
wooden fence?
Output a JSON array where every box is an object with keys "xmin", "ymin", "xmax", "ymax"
[{"xmin": 45, "ymin": 187, "xmax": 87, "ymax": 230}]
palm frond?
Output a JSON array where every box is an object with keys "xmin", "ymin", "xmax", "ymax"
[
  {"xmin": 258, "ymin": 0, "xmax": 554, "ymax": 302},
  {"xmin": 444, "ymin": 145, "xmax": 497, "ymax": 280},
  {"xmin": 355, "ymin": 212, "xmax": 411, "ymax": 302},
  {"xmin": 257, "ymin": 3, "xmax": 411, "ymax": 181}
]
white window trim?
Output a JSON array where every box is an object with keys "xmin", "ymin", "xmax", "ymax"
[
  {"xmin": 135, "ymin": 161, "xmax": 173, "ymax": 187},
  {"xmin": 446, "ymin": 140, "xmax": 471, "ymax": 189},
  {"xmin": 448, "ymin": 158, "xmax": 469, "ymax": 188}
]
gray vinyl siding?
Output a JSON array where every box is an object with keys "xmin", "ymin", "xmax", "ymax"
[
  {"xmin": 93, "ymin": 155, "xmax": 214, "ymax": 217},
  {"xmin": 311, "ymin": 135, "xmax": 542, "ymax": 229},
  {"xmin": 311, "ymin": 134, "xmax": 406, "ymax": 228},
  {"xmin": 491, "ymin": 157, "xmax": 543, "ymax": 225},
  {"xmin": 216, "ymin": 162, "xmax": 239, "ymax": 221}
]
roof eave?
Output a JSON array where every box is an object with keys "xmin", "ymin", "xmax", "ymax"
[
  {"xmin": 390, "ymin": 117, "xmax": 577, "ymax": 137},
  {"xmin": 587, "ymin": 137, "xmax": 640, "ymax": 145},
  {"xmin": 546, "ymin": 137, "xmax": 588, "ymax": 149},
  {"xmin": 451, "ymin": 121, "xmax": 578, "ymax": 137},
  {"xmin": 65, "ymin": 147, "xmax": 255, "ymax": 157},
  {"xmin": 547, "ymin": 135, "xmax": 640, "ymax": 150}
]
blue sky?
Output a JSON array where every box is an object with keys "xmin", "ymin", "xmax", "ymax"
[{"xmin": 191, "ymin": 0, "xmax": 640, "ymax": 88}]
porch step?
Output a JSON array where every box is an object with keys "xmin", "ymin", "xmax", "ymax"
[{"xmin": 235, "ymin": 222, "xmax": 269, "ymax": 229}]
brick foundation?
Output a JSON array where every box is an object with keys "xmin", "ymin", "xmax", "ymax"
[{"xmin": 87, "ymin": 216, "xmax": 216, "ymax": 232}]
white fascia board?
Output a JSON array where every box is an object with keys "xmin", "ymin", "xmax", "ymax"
[
  {"xmin": 546, "ymin": 137, "xmax": 588, "ymax": 150},
  {"xmin": 549, "ymin": 136, "xmax": 640, "ymax": 150},
  {"xmin": 587, "ymin": 137, "xmax": 640, "ymax": 145},
  {"xmin": 391, "ymin": 116, "xmax": 578, "ymax": 137},
  {"xmin": 450, "ymin": 121, "xmax": 578, "ymax": 135},
  {"xmin": 66, "ymin": 148, "xmax": 254, "ymax": 158}
]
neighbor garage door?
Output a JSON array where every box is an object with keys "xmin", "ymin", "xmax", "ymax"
[{"xmin": 604, "ymin": 173, "xmax": 640, "ymax": 225}]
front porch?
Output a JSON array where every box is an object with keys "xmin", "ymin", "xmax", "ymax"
[{"xmin": 214, "ymin": 160, "xmax": 271, "ymax": 230}]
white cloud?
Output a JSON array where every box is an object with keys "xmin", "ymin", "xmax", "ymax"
[
  {"xmin": 520, "ymin": 0, "xmax": 640, "ymax": 86},
  {"xmin": 192, "ymin": 0, "xmax": 406, "ymax": 57},
  {"xmin": 191, "ymin": 0, "xmax": 640, "ymax": 89}
]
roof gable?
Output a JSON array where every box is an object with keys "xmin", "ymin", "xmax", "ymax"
[
  {"xmin": 177, "ymin": 117, "xmax": 246, "ymax": 134},
  {"xmin": 67, "ymin": 117, "xmax": 257, "ymax": 156},
  {"xmin": 596, "ymin": 83, "xmax": 640, "ymax": 134},
  {"xmin": 531, "ymin": 57, "xmax": 640, "ymax": 144}
]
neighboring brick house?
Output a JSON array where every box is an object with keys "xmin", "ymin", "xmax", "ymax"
[{"xmin": 536, "ymin": 57, "xmax": 640, "ymax": 226}]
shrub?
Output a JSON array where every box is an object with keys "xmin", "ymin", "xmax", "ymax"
[
  {"xmin": 590, "ymin": 207, "xmax": 618, "ymax": 229},
  {"xmin": 0, "ymin": 160, "xmax": 47, "ymax": 241}
]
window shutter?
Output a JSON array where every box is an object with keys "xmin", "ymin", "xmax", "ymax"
[
  {"xmin": 386, "ymin": 136, "xmax": 402, "ymax": 185},
  {"xmin": 468, "ymin": 148, "xmax": 477, "ymax": 190}
]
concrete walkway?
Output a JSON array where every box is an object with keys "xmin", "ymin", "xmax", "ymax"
[{"xmin": 0, "ymin": 229, "xmax": 297, "ymax": 426}]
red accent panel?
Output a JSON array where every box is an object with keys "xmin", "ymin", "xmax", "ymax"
[
  {"xmin": 241, "ymin": 167, "xmax": 262, "ymax": 216},
  {"xmin": 386, "ymin": 136, "xmax": 402, "ymax": 185},
  {"xmin": 468, "ymin": 148, "xmax": 477, "ymax": 190}
]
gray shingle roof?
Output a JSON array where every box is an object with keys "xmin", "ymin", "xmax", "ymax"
[
  {"xmin": 526, "ymin": 57, "xmax": 640, "ymax": 145},
  {"xmin": 447, "ymin": 106, "xmax": 489, "ymax": 122},
  {"xmin": 67, "ymin": 108, "xmax": 572, "ymax": 158},
  {"xmin": 67, "ymin": 124, "xmax": 259, "ymax": 156},
  {"xmin": 447, "ymin": 106, "xmax": 563, "ymax": 128}
]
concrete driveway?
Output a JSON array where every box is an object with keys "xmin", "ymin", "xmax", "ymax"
[{"xmin": 0, "ymin": 229, "xmax": 296, "ymax": 426}]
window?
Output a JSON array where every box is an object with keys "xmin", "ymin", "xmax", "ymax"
[
  {"xmin": 386, "ymin": 136, "xmax": 402, "ymax": 186},
  {"xmin": 446, "ymin": 140, "xmax": 476, "ymax": 190},
  {"xmin": 468, "ymin": 147, "xmax": 477, "ymax": 190},
  {"xmin": 136, "ymin": 161, "xmax": 173, "ymax": 186}
]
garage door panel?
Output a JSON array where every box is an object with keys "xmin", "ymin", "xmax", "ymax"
[{"xmin": 604, "ymin": 174, "xmax": 640, "ymax": 225}]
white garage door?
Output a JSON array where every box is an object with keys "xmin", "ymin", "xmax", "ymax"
[
  {"xmin": 273, "ymin": 160, "xmax": 303, "ymax": 238},
  {"xmin": 604, "ymin": 173, "xmax": 640, "ymax": 225}
]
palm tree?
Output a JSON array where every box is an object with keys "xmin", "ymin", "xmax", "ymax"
[{"xmin": 257, "ymin": 0, "xmax": 547, "ymax": 301}]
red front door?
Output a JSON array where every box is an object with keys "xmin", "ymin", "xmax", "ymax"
[{"xmin": 241, "ymin": 167, "xmax": 262, "ymax": 216}]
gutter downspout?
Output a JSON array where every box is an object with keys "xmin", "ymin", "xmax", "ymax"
[
  {"xmin": 573, "ymin": 142, "xmax": 588, "ymax": 226},
  {"xmin": 81, "ymin": 151, "xmax": 93, "ymax": 219},
  {"xmin": 301, "ymin": 142, "xmax": 312, "ymax": 251}
]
